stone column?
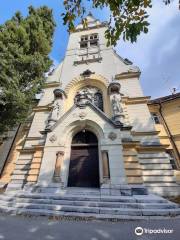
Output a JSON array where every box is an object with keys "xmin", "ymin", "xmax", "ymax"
[
  {"xmin": 38, "ymin": 147, "xmax": 59, "ymax": 186},
  {"xmin": 102, "ymin": 151, "xmax": 110, "ymax": 181},
  {"xmin": 53, "ymin": 151, "xmax": 64, "ymax": 182},
  {"xmin": 108, "ymin": 145, "xmax": 127, "ymax": 185}
]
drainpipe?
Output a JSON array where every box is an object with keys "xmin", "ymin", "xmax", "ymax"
[{"xmin": 158, "ymin": 101, "xmax": 180, "ymax": 165}]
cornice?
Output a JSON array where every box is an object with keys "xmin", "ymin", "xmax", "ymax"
[
  {"xmin": 33, "ymin": 106, "xmax": 51, "ymax": 112},
  {"xmin": 131, "ymin": 131, "xmax": 160, "ymax": 136},
  {"xmin": 137, "ymin": 144, "xmax": 169, "ymax": 152},
  {"xmin": 18, "ymin": 148, "xmax": 36, "ymax": 154},
  {"xmin": 44, "ymin": 82, "xmax": 60, "ymax": 88},
  {"xmin": 115, "ymin": 72, "xmax": 141, "ymax": 80},
  {"xmin": 73, "ymin": 23, "xmax": 107, "ymax": 33},
  {"xmin": 18, "ymin": 145, "xmax": 44, "ymax": 153},
  {"xmin": 122, "ymin": 96, "xmax": 151, "ymax": 105},
  {"xmin": 26, "ymin": 137, "xmax": 44, "ymax": 141},
  {"xmin": 122, "ymin": 141, "xmax": 140, "ymax": 148}
]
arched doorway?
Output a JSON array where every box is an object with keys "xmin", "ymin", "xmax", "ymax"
[{"xmin": 68, "ymin": 130, "xmax": 100, "ymax": 188}]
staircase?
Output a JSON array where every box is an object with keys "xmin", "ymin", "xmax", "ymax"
[{"xmin": 0, "ymin": 188, "xmax": 180, "ymax": 220}]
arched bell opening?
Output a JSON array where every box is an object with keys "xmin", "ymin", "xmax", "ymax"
[{"xmin": 68, "ymin": 129, "xmax": 100, "ymax": 188}]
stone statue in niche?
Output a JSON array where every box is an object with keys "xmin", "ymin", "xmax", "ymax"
[
  {"xmin": 108, "ymin": 82, "xmax": 125, "ymax": 124},
  {"xmin": 111, "ymin": 95, "xmax": 123, "ymax": 116},
  {"xmin": 46, "ymin": 89, "xmax": 64, "ymax": 129},
  {"xmin": 50, "ymin": 99, "xmax": 61, "ymax": 121},
  {"xmin": 46, "ymin": 99, "xmax": 62, "ymax": 129}
]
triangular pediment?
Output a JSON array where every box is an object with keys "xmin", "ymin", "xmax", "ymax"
[
  {"xmin": 51, "ymin": 102, "xmax": 122, "ymax": 133},
  {"xmin": 76, "ymin": 13, "xmax": 103, "ymax": 30},
  {"xmin": 45, "ymin": 103, "xmax": 131, "ymax": 147}
]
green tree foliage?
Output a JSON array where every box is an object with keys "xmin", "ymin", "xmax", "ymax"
[
  {"xmin": 62, "ymin": 0, "xmax": 175, "ymax": 46},
  {"xmin": 0, "ymin": 6, "xmax": 55, "ymax": 134}
]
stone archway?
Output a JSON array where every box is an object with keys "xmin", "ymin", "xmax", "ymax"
[{"xmin": 68, "ymin": 129, "xmax": 100, "ymax": 188}]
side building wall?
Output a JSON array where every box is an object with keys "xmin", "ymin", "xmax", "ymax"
[{"xmin": 148, "ymin": 97, "xmax": 180, "ymax": 183}]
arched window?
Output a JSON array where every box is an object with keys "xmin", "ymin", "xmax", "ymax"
[{"xmin": 94, "ymin": 91, "xmax": 103, "ymax": 111}]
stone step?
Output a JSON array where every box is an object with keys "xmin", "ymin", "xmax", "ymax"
[
  {"xmin": 0, "ymin": 201, "xmax": 179, "ymax": 217},
  {"xmin": 25, "ymin": 186, "xmax": 101, "ymax": 195},
  {"xmin": 34, "ymin": 190, "xmax": 101, "ymax": 196},
  {"xmin": 1, "ymin": 197, "xmax": 177, "ymax": 209},
  {"xmin": 1, "ymin": 192, "xmax": 170, "ymax": 204},
  {"xmin": 0, "ymin": 205, "xmax": 169, "ymax": 220}
]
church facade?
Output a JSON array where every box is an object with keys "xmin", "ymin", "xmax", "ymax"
[{"xmin": 1, "ymin": 14, "xmax": 180, "ymax": 198}]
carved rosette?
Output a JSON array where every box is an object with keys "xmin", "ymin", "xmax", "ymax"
[
  {"xmin": 108, "ymin": 132, "xmax": 117, "ymax": 141},
  {"xmin": 49, "ymin": 134, "xmax": 57, "ymax": 143}
]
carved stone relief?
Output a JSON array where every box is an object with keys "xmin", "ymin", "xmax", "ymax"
[
  {"xmin": 74, "ymin": 86, "xmax": 103, "ymax": 111},
  {"xmin": 111, "ymin": 95, "xmax": 123, "ymax": 116},
  {"xmin": 49, "ymin": 134, "xmax": 57, "ymax": 143},
  {"xmin": 79, "ymin": 112, "xmax": 87, "ymax": 119},
  {"xmin": 46, "ymin": 89, "xmax": 64, "ymax": 130},
  {"xmin": 108, "ymin": 132, "xmax": 117, "ymax": 141}
]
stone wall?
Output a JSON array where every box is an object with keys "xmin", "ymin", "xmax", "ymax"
[{"xmin": 123, "ymin": 147, "xmax": 143, "ymax": 184}]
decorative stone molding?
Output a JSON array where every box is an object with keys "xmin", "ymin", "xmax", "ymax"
[
  {"xmin": 80, "ymin": 69, "xmax": 95, "ymax": 78},
  {"xmin": 53, "ymin": 151, "xmax": 64, "ymax": 183},
  {"xmin": 74, "ymin": 86, "xmax": 103, "ymax": 110},
  {"xmin": 49, "ymin": 134, "xmax": 57, "ymax": 143},
  {"xmin": 64, "ymin": 74, "xmax": 109, "ymax": 95},
  {"xmin": 79, "ymin": 112, "xmax": 87, "ymax": 119},
  {"xmin": 43, "ymin": 82, "xmax": 60, "ymax": 89},
  {"xmin": 74, "ymin": 57, "xmax": 102, "ymax": 65},
  {"xmin": 108, "ymin": 132, "xmax": 117, "ymax": 141},
  {"xmin": 115, "ymin": 72, "xmax": 141, "ymax": 80},
  {"xmin": 108, "ymin": 82, "xmax": 121, "ymax": 95},
  {"xmin": 53, "ymin": 88, "xmax": 67, "ymax": 99},
  {"xmin": 122, "ymin": 96, "xmax": 150, "ymax": 105}
]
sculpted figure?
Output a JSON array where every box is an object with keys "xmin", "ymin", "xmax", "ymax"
[
  {"xmin": 111, "ymin": 95, "xmax": 123, "ymax": 116},
  {"xmin": 50, "ymin": 99, "xmax": 61, "ymax": 121},
  {"xmin": 74, "ymin": 87, "xmax": 93, "ymax": 105},
  {"xmin": 46, "ymin": 99, "xmax": 62, "ymax": 129}
]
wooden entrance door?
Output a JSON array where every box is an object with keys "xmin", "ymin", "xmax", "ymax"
[{"xmin": 68, "ymin": 130, "xmax": 99, "ymax": 188}]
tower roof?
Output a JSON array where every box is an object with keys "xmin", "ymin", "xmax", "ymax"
[
  {"xmin": 75, "ymin": 12, "xmax": 106, "ymax": 31},
  {"xmin": 86, "ymin": 12, "xmax": 97, "ymax": 23}
]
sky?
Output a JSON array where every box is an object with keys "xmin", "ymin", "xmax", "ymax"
[{"xmin": 0, "ymin": 0, "xmax": 179, "ymax": 98}]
